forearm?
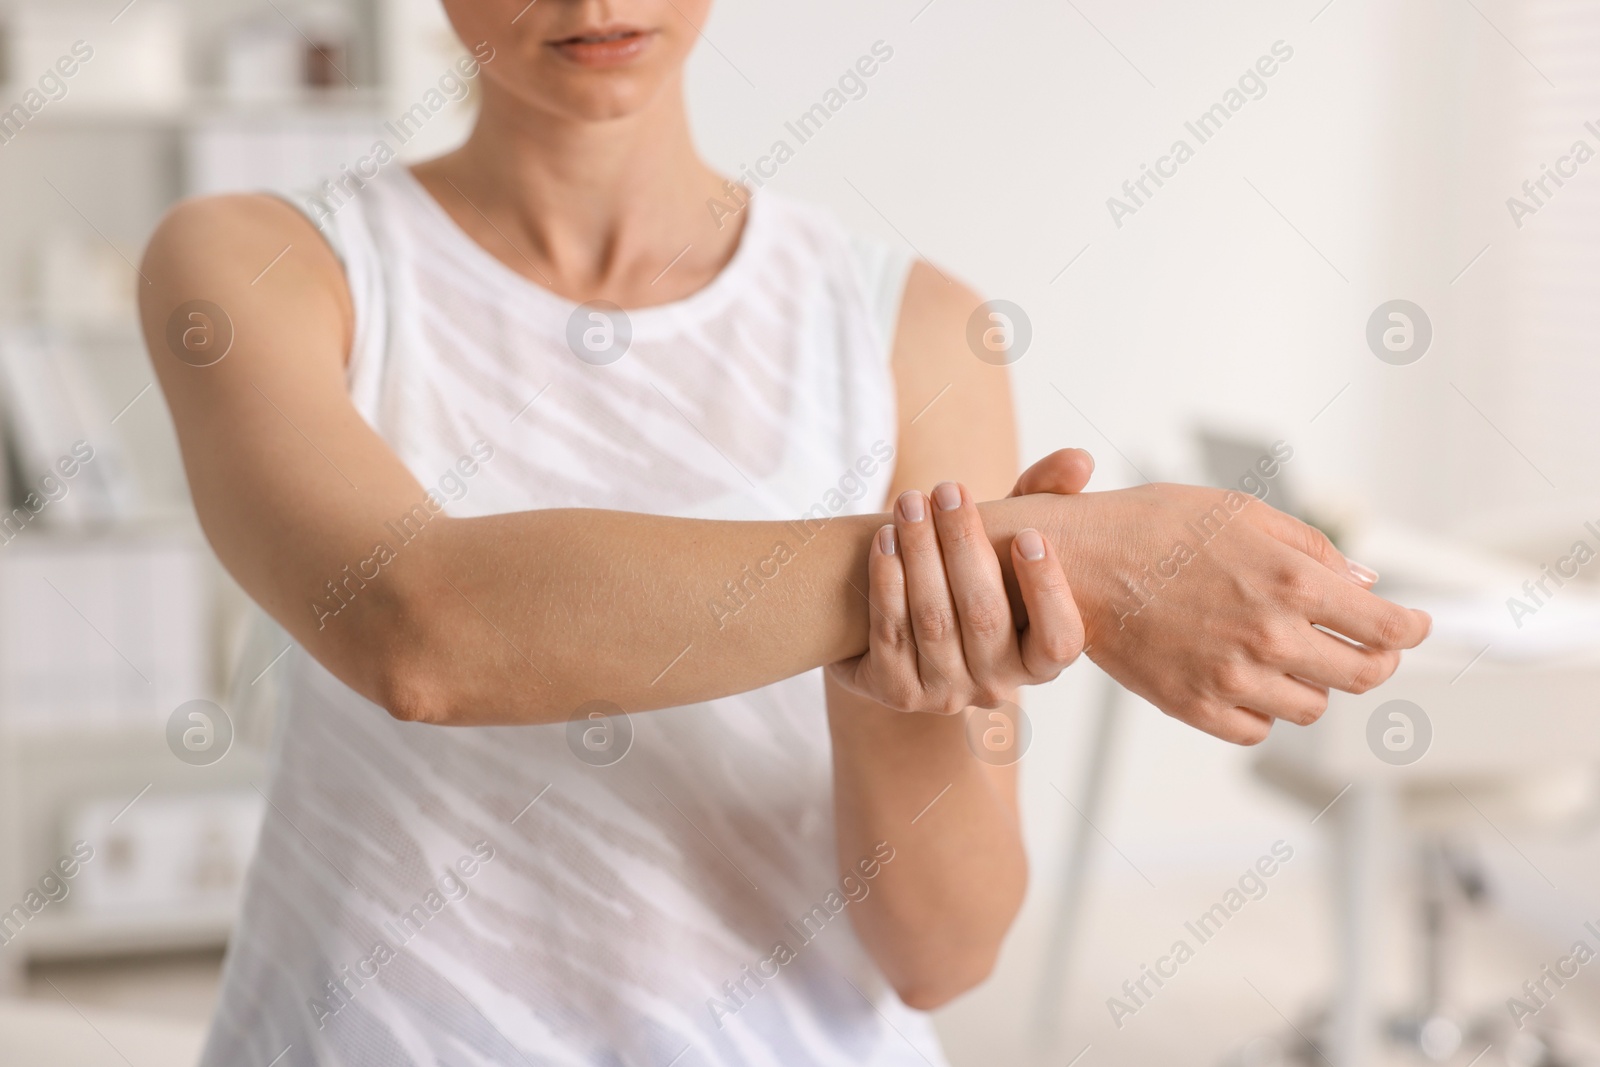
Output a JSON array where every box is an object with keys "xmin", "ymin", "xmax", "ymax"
[
  {"xmin": 372, "ymin": 507, "xmax": 881, "ymax": 723},
  {"xmin": 314, "ymin": 497, "xmax": 1056, "ymax": 726},
  {"xmin": 826, "ymin": 683, "xmax": 1028, "ymax": 1009}
]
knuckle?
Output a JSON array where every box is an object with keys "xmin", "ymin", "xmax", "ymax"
[
  {"xmin": 1039, "ymin": 631, "xmax": 1080, "ymax": 666},
  {"xmin": 887, "ymin": 680, "xmax": 924, "ymax": 713},
  {"xmin": 1248, "ymin": 623, "xmax": 1295, "ymax": 664},
  {"xmin": 939, "ymin": 695, "xmax": 970, "ymax": 717},
  {"xmin": 936, "ymin": 516, "xmax": 981, "ymax": 552},
  {"xmin": 913, "ymin": 603, "xmax": 958, "ymax": 643},
  {"xmin": 875, "ymin": 614, "xmax": 912, "ymax": 651},
  {"xmin": 1231, "ymin": 717, "xmax": 1273, "ymax": 747},
  {"xmin": 973, "ymin": 682, "xmax": 1010, "ymax": 709},
  {"xmin": 1027, "ymin": 663, "xmax": 1066, "ymax": 686},
  {"xmin": 1289, "ymin": 519, "xmax": 1336, "ymax": 563},
  {"xmin": 962, "ymin": 597, "xmax": 1012, "ymax": 640},
  {"xmin": 865, "ymin": 668, "xmax": 917, "ymax": 712},
  {"xmin": 1299, "ymin": 691, "xmax": 1330, "ymax": 725},
  {"xmin": 1347, "ymin": 652, "xmax": 1397, "ymax": 693},
  {"xmin": 1210, "ymin": 658, "xmax": 1254, "ymax": 699},
  {"xmin": 1277, "ymin": 567, "xmax": 1322, "ymax": 607},
  {"xmin": 1371, "ymin": 608, "xmax": 1410, "ymax": 648}
]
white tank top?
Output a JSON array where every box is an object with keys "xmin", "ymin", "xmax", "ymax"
[{"xmin": 199, "ymin": 168, "xmax": 945, "ymax": 1067}]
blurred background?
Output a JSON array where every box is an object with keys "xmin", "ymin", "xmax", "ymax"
[{"xmin": 1, "ymin": 0, "xmax": 1598, "ymax": 1064}]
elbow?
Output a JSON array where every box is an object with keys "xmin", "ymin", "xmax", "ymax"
[
  {"xmin": 374, "ymin": 654, "xmax": 455, "ymax": 726},
  {"xmin": 365, "ymin": 575, "xmax": 564, "ymax": 727},
  {"xmin": 367, "ymin": 579, "xmax": 467, "ymax": 726},
  {"xmin": 882, "ymin": 857, "xmax": 1026, "ymax": 1011},
  {"xmin": 893, "ymin": 950, "xmax": 1001, "ymax": 1012}
]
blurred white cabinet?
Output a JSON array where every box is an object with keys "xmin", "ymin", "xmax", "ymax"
[
  {"xmin": 0, "ymin": 528, "xmax": 267, "ymax": 989},
  {"xmin": 0, "ymin": 529, "xmax": 210, "ymax": 728},
  {"xmin": 0, "ymin": 724, "xmax": 266, "ymax": 990}
]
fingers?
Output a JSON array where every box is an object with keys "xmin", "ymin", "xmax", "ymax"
[
  {"xmin": 825, "ymin": 524, "xmax": 911, "ymax": 704},
  {"xmin": 865, "ymin": 523, "xmax": 915, "ymax": 668},
  {"xmin": 1237, "ymin": 675, "xmax": 1331, "ymax": 728},
  {"xmin": 927, "ymin": 482, "xmax": 1017, "ymax": 695},
  {"xmin": 1187, "ymin": 704, "xmax": 1276, "ymax": 747},
  {"xmin": 1252, "ymin": 504, "xmax": 1380, "ymax": 589},
  {"xmin": 1302, "ymin": 571, "xmax": 1431, "ymax": 651},
  {"xmin": 1011, "ymin": 528, "xmax": 1084, "ymax": 679},
  {"xmin": 1274, "ymin": 625, "xmax": 1402, "ymax": 695},
  {"xmin": 895, "ymin": 490, "xmax": 969, "ymax": 698},
  {"xmin": 1012, "ymin": 448, "xmax": 1095, "ymax": 498},
  {"xmin": 1247, "ymin": 514, "xmax": 1430, "ymax": 650}
]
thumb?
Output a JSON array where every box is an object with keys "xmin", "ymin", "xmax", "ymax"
[{"xmin": 1011, "ymin": 448, "xmax": 1095, "ymax": 498}]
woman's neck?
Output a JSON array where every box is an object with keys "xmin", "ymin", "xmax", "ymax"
[{"xmin": 411, "ymin": 79, "xmax": 745, "ymax": 307}]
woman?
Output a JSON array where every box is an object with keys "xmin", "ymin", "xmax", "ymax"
[{"xmin": 139, "ymin": 2, "xmax": 1430, "ymax": 1064}]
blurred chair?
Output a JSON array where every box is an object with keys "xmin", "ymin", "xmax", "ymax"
[{"xmin": 1252, "ymin": 514, "xmax": 1600, "ymax": 1067}]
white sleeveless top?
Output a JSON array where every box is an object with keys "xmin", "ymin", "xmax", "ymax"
[{"xmin": 199, "ymin": 168, "xmax": 946, "ymax": 1067}]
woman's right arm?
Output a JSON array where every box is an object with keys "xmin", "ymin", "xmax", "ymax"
[
  {"xmin": 140, "ymin": 195, "xmax": 923, "ymax": 725},
  {"xmin": 139, "ymin": 195, "xmax": 1429, "ymax": 733}
]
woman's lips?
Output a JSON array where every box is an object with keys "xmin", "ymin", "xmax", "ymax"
[{"xmin": 548, "ymin": 29, "xmax": 655, "ymax": 67}]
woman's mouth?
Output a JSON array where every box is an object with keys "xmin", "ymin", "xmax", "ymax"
[{"xmin": 547, "ymin": 28, "xmax": 655, "ymax": 68}]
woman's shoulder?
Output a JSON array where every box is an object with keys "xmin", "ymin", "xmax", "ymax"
[
  {"xmin": 143, "ymin": 193, "xmax": 345, "ymax": 301},
  {"xmin": 148, "ymin": 193, "xmax": 319, "ymax": 257},
  {"xmin": 139, "ymin": 193, "xmax": 354, "ymax": 369}
]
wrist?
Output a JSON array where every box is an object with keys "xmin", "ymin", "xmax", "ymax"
[{"xmin": 976, "ymin": 493, "xmax": 1118, "ymax": 642}]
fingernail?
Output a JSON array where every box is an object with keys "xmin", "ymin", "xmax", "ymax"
[
  {"xmin": 1017, "ymin": 528, "xmax": 1046, "ymax": 561},
  {"xmin": 898, "ymin": 490, "xmax": 925, "ymax": 523},
  {"xmin": 1347, "ymin": 559, "xmax": 1379, "ymax": 586},
  {"xmin": 1418, "ymin": 610, "xmax": 1432, "ymax": 639},
  {"xmin": 932, "ymin": 482, "xmax": 962, "ymax": 512},
  {"xmin": 879, "ymin": 524, "xmax": 896, "ymax": 555}
]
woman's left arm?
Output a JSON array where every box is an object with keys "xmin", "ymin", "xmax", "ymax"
[{"xmin": 827, "ymin": 262, "xmax": 1043, "ymax": 1010}]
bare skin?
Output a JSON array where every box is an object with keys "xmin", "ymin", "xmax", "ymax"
[{"xmin": 136, "ymin": 0, "xmax": 1430, "ymax": 1012}]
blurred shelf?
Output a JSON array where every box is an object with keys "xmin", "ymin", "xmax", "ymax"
[
  {"xmin": 18, "ymin": 903, "xmax": 236, "ymax": 961},
  {"xmin": 1, "ymin": 87, "xmax": 388, "ymax": 130},
  {"xmin": 0, "ymin": 314, "xmax": 143, "ymax": 347}
]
